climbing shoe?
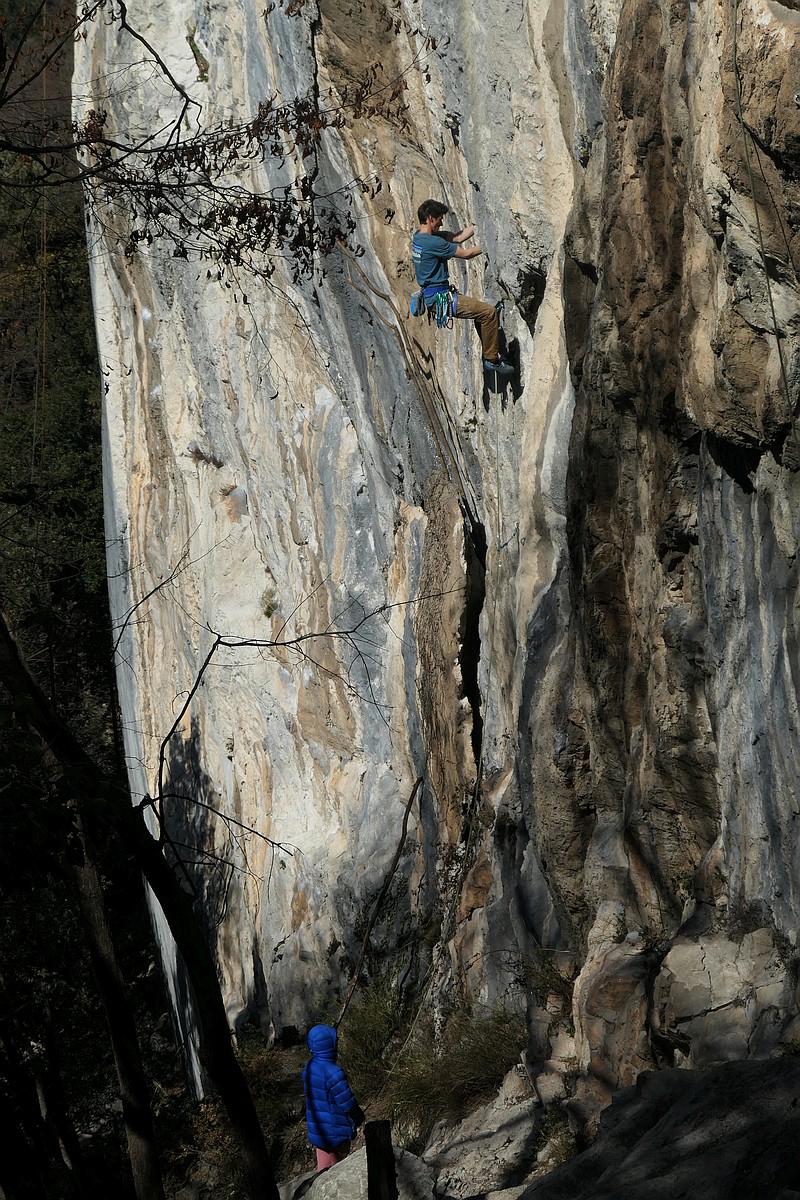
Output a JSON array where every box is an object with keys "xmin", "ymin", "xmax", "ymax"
[{"xmin": 483, "ymin": 357, "xmax": 514, "ymax": 377}]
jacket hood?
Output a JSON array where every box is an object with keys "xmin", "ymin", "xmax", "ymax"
[{"xmin": 307, "ymin": 1024, "xmax": 338, "ymax": 1060}]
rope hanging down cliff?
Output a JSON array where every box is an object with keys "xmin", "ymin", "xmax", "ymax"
[
  {"xmin": 445, "ymin": 345, "xmax": 519, "ymax": 948},
  {"xmin": 339, "ymin": 242, "xmax": 477, "ymax": 521},
  {"xmin": 340, "ymin": 239, "xmax": 518, "ymax": 959}
]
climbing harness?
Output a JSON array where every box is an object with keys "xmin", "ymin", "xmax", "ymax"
[
  {"xmin": 408, "ymin": 285, "xmax": 455, "ymax": 327},
  {"xmin": 408, "ymin": 285, "xmax": 457, "ymax": 327}
]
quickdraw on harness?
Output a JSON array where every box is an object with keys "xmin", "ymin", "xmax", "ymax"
[
  {"xmin": 409, "ymin": 285, "xmax": 457, "ymax": 328},
  {"xmin": 428, "ymin": 287, "xmax": 457, "ymax": 329}
]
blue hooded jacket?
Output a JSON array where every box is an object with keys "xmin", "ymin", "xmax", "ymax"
[{"xmin": 302, "ymin": 1025, "xmax": 362, "ymax": 1150}]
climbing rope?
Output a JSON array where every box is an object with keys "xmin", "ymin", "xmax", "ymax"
[
  {"xmin": 339, "ymin": 244, "xmax": 477, "ymax": 518},
  {"xmin": 339, "ymin": 243, "xmax": 515, "ymax": 995},
  {"xmin": 462, "ymin": 326, "xmax": 507, "ymax": 857},
  {"xmin": 440, "ymin": 302, "xmax": 516, "ymax": 951}
]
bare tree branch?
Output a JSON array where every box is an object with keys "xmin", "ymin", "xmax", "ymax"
[
  {"xmin": 336, "ymin": 777, "xmax": 423, "ymax": 1027},
  {"xmin": 0, "ymin": 2, "xmax": 442, "ymax": 279}
]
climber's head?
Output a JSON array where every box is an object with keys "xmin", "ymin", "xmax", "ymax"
[{"xmin": 417, "ymin": 199, "xmax": 449, "ymax": 231}]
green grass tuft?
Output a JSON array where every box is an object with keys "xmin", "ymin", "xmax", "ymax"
[
  {"xmin": 338, "ymin": 979, "xmax": 528, "ymax": 1153},
  {"xmin": 385, "ymin": 1006, "xmax": 527, "ymax": 1148}
]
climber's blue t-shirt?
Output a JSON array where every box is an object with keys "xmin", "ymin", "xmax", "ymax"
[{"xmin": 412, "ymin": 233, "xmax": 458, "ymax": 287}]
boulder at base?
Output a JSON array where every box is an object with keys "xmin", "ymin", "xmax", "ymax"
[
  {"xmin": 522, "ymin": 1059, "xmax": 800, "ymax": 1200},
  {"xmin": 278, "ymin": 1145, "xmax": 435, "ymax": 1200},
  {"xmin": 423, "ymin": 1065, "xmax": 542, "ymax": 1196}
]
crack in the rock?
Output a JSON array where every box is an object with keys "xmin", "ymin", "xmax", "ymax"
[{"xmin": 460, "ymin": 511, "xmax": 487, "ymax": 768}]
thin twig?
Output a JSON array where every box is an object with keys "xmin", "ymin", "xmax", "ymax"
[{"xmin": 336, "ymin": 776, "xmax": 423, "ymax": 1027}]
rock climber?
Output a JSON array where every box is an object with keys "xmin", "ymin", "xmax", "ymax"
[
  {"xmin": 412, "ymin": 198, "xmax": 513, "ymax": 376},
  {"xmin": 302, "ymin": 1023, "xmax": 365, "ymax": 1171}
]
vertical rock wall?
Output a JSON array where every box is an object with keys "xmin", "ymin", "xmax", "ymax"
[
  {"xmin": 563, "ymin": 0, "xmax": 800, "ymax": 1112},
  {"xmin": 75, "ymin": 0, "xmax": 800, "ymax": 1118}
]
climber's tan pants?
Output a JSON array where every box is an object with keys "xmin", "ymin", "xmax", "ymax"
[{"xmin": 454, "ymin": 293, "xmax": 500, "ymax": 363}]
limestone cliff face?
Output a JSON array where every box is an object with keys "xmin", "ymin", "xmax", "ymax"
[{"xmin": 75, "ymin": 0, "xmax": 800, "ymax": 1115}]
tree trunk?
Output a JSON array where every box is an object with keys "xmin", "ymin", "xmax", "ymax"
[
  {"xmin": 0, "ymin": 611, "xmax": 280, "ymax": 1200},
  {"xmin": 366, "ymin": 1121, "xmax": 398, "ymax": 1200},
  {"xmin": 0, "ymin": 1021, "xmax": 74, "ymax": 1200},
  {"xmin": 118, "ymin": 806, "xmax": 279, "ymax": 1199},
  {"xmin": 36, "ymin": 1011, "xmax": 90, "ymax": 1196},
  {"xmin": 72, "ymin": 833, "xmax": 167, "ymax": 1200},
  {"xmin": 0, "ymin": 985, "xmax": 89, "ymax": 1198}
]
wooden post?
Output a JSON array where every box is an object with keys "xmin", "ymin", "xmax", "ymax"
[{"xmin": 365, "ymin": 1120, "xmax": 397, "ymax": 1200}]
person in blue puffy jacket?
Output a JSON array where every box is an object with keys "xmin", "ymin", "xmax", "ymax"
[{"xmin": 302, "ymin": 1024, "xmax": 365, "ymax": 1170}]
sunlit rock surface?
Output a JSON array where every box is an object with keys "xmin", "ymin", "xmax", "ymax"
[
  {"xmin": 76, "ymin": 0, "xmax": 800, "ymax": 1121},
  {"xmin": 278, "ymin": 1145, "xmax": 435, "ymax": 1200},
  {"xmin": 423, "ymin": 1065, "xmax": 542, "ymax": 1196}
]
